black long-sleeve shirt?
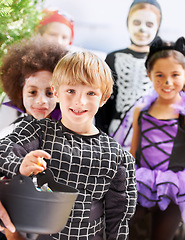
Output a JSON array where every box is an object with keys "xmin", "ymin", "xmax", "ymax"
[{"xmin": 0, "ymin": 116, "xmax": 137, "ymax": 240}]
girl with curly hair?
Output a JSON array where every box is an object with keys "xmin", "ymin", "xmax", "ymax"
[{"xmin": 0, "ymin": 36, "xmax": 68, "ymax": 139}]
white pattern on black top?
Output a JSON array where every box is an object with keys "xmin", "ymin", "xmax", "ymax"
[
  {"xmin": 0, "ymin": 116, "xmax": 137, "ymax": 240},
  {"xmin": 109, "ymin": 52, "xmax": 153, "ymax": 137}
]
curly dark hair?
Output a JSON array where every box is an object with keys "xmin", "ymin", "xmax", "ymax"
[{"xmin": 0, "ymin": 36, "xmax": 68, "ymax": 111}]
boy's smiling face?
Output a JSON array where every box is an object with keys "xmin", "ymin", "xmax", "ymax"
[{"xmin": 53, "ymin": 83, "xmax": 106, "ymax": 135}]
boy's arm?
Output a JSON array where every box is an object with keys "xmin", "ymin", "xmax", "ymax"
[
  {"xmin": 104, "ymin": 150, "xmax": 137, "ymax": 240},
  {"xmin": 0, "ymin": 117, "xmax": 41, "ymax": 178}
]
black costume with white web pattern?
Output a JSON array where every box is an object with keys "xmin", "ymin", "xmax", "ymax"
[{"xmin": 0, "ymin": 116, "xmax": 137, "ymax": 240}]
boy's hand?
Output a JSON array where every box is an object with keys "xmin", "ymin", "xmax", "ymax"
[{"xmin": 19, "ymin": 150, "xmax": 51, "ymax": 176}]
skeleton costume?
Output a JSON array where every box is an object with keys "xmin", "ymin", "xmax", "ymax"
[
  {"xmin": 0, "ymin": 116, "xmax": 137, "ymax": 240},
  {"xmin": 95, "ymin": 0, "xmax": 162, "ymax": 151},
  {"xmin": 99, "ymin": 49, "xmax": 153, "ymax": 151}
]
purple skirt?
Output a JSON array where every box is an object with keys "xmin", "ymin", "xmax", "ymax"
[{"xmin": 136, "ymin": 167, "xmax": 185, "ymax": 222}]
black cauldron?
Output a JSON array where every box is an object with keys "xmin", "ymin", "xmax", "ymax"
[{"xmin": 0, "ymin": 169, "xmax": 78, "ymax": 239}]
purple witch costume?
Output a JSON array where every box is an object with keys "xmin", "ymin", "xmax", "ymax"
[{"xmin": 135, "ymin": 91, "xmax": 185, "ymax": 222}]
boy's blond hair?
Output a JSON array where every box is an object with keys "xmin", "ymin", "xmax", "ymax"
[{"xmin": 51, "ymin": 51, "xmax": 114, "ymax": 102}]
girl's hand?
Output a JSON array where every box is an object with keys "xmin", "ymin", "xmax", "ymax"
[
  {"xmin": 19, "ymin": 150, "xmax": 51, "ymax": 176},
  {"xmin": 0, "ymin": 201, "xmax": 15, "ymax": 233}
]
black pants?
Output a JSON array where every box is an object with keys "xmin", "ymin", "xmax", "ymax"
[{"xmin": 129, "ymin": 203, "xmax": 182, "ymax": 240}]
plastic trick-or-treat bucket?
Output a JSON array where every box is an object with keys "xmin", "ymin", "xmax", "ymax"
[{"xmin": 0, "ymin": 169, "xmax": 78, "ymax": 239}]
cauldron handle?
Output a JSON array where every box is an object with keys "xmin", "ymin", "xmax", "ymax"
[{"xmin": 37, "ymin": 168, "xmax": 56, "ymax": 189}]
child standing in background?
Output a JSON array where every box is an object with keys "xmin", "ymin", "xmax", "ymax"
[
  {"xmin": 95, "ymin": 0, "xmax": 162, "ymax": 150},
  {"xmin": 37, "ymin": 8, "xmax": 106, "ymax": 60},
  {"xmin": 130, "ymin": 36, "xmax": 185, "ymax": 240},
  {"xmin": 0, "ymin": 36, "xmax": 68, "ymax": 139},
  {"xmin": 37, "ymin": 8, "xmax": 74, "ymax": 49},
  {"xmin": 0, "ymin": 51, "xmax": 137, "ymax": 240}
]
